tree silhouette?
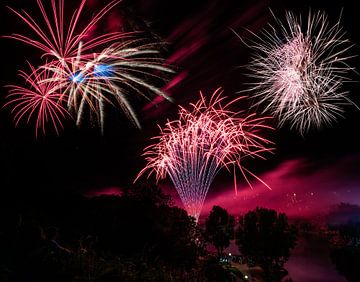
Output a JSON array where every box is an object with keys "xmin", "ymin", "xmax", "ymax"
[
  {"xmin": 331, "ymin": 245, "xmax": 360, "ymax": 282},
  {"xmin": 205, "ymin": 205, "xmax": 235, "ymax": 257},
  {"xmin": 330, "ymin": 217, "xmax": 360, "ymax": 282},
  {"xmin": 0, "ymin": 182, "xmax": 206, "ymax": 280},
  {"xmin": 236, "ymin": 207, "xmax": 297, "ymax": 281}
]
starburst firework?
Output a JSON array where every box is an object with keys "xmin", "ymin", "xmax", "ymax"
[
  {"xmin": 244, "ymin": 10, "xmax": 356, "ymax": 134},
  {"xmin": 4, "ymin": 64, "xmax": 70, "ymax": 137},
  {"xmin": 43, "ymin": 39, "xmax": 173, "ymax": 129},
  {"xmin": 6, "ymin": 0, "xmax": 123, "ymax": 61},
  {"xmin": 5, "ymin": 0, "xmax": 173, "ymax": 134},
  {"xmin": 136, "ymin": 88, "xmax": 273, "ymax": 221}
]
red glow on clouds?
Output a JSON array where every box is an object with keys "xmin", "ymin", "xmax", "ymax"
[
  {"xmin": 142, "ymin": 6, "xmax": 212, "ymax": 112},
  {"xmin": 167, "ymin": 39, "xmax": 207, "ymax": 64},
  {"xmin": 229, "ymin": 1, "xmax": 269, "ymax": 31},
  {"xmin": 143, "ymin": 72, "xmax": 188, "ymax": 113},
  {"xmin": 88, "ymin": 155, "xmax": 360, "ymax": 224},
  {"xmin": 86, "ymin": 186, "xmax": 122, "ymax": 197},
  {"xmin": 86, "ymin": 0, "xmax": 99, "ymax": 8},
  {"xmin": 160, "ymin": 155, "xmax": 360, "ymax": 220},
  {"xmin": 107, "ymin": 11, "xmax": 124, "ymax": 32}
]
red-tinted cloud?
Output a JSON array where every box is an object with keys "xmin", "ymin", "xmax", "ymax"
[
  {"xmin": 158, "ymin": 155, "xmax": 360, "ymax": 221},
  {"xmin": 86, "ymin": 186, "xmax": 122, "ymax": 197}
]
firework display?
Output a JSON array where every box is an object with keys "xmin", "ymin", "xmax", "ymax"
[
  {"xmin": 136, "ymin": 88, "xmax": 273, "ymax": 221},
  {"xmin": 245, "ymin": 11, "xmax": 356, "ymax": 134},
  {"xmin": 42, "ymin": 39, "xmax": 173, "ymax": 130},
  {"xmin": 5, "ymin": 0, "xmax": 123, "ymax": 61},
  {"xmin": 5, "ymin": 0, "xmax": 172, "ymax": 134},
  {"xmin": 4, "ymin": 64, "xmax": 70, "ymax": 137}
]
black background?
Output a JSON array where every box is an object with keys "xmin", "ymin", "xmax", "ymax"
[{"xmin": 0, "ymin": 0, "xmax": 359, "ymax": 204}]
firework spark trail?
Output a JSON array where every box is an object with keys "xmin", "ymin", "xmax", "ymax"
[
  {"xmin": 5, "ymin": 0, "xmax": 124, "ymax": 61},
  {"xmin": 242, "ymin": 10, "xmax": 357, "ymax": 135},
  {"xmin": 5, "ymin": 0, "xmax": 174, "ymax": 134},
  {"xmin": 4, "ymin": 64, "xmax": 71, "ymax": 137},
  {"xmin": 43, "ymin": 39, "xmax": 174, "ymax": 130},
  {"xmin": 135, "ymin": 88, "xmax": 273, "ymax": 221}
]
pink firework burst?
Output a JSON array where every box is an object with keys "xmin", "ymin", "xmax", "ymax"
[
  {"xmin": 4, "ymin": 64, "xmax": 71, "ymax": 137},
  {"xmin": 243, "ymin": 10, "xmax": 357, "ymax": 135},
  {"xmin": 135, "ymin": 88, "xmax": 273, "ymax": 222},
  {"xmin": 6, "ymin": 0, "xmax": 123, "ymax": 61},
  {"xmin": 5, "ymin": 0, "xmax": 173, "ymax": 134},
  {"xmin": 44, "ymin": 39, "xmax": 173, "ymax": 131}
]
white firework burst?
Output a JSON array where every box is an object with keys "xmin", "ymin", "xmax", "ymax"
[
  {"xmin": 243, "ymin": 10, "xmax": 357, "ymax": 134},
  {"xmin": 42, "ymin": 37, "xmax": 174, "ymax": 131}
]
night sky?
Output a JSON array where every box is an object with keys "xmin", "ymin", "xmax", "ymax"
[{"xmin": 1, "ymin": 0, "xmax": 360, "ymax": 222}]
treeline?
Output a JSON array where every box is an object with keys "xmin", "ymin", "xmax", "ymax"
[
  {"xmin": 0, "ymin": 184, "xmax": 204, "ymax": 281},
  {"xmin": 0, "ymin": 184, "xmax": 300, "ymax": 281},
  {"xmin": 204, "ymin": 206, "xmax": 297, "ymax": 281},
  {"xmin": 328, "ymin": 203, "xmax": 360, "ymax": 282}
]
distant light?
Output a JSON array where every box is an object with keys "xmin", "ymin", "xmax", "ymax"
[
  {"xmin": 244, "ymin": 275, "xmax": 249, "ymax": 279},
  {"xmin": 229, "ymin": 252, "xmax": 232, "ymax": 256}
]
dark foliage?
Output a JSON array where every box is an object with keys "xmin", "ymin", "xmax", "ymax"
[
  {"xmin": 204, "ymin": 205, "xmax": 235, "ymax": 258},
  {"xmin": 329, "ymin": 214, "xmax": 360, "ymax": 282},
  {"xmin": 331, "ymin": 245, "xmax": 360, "ymax": 282},
  {"xmin": 0, "ymin": 183, "xmax": 204, "ymax": 281},
  {"xmin": 236, "ymin": 207, "xmax": 297, "ymax": 282}
]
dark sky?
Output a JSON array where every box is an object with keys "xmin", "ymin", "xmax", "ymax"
[{"xmin": 1, "ymin": 0, "xmax": 360, "ymax": 217}]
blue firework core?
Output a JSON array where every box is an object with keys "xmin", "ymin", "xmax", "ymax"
[
  {"xmin": 93, "ymin": 64, "xmax": 113, "ymax": 77},
  {"xmin": 69, "ymin": 70, "xmax": 85, "ymax": 83}
]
